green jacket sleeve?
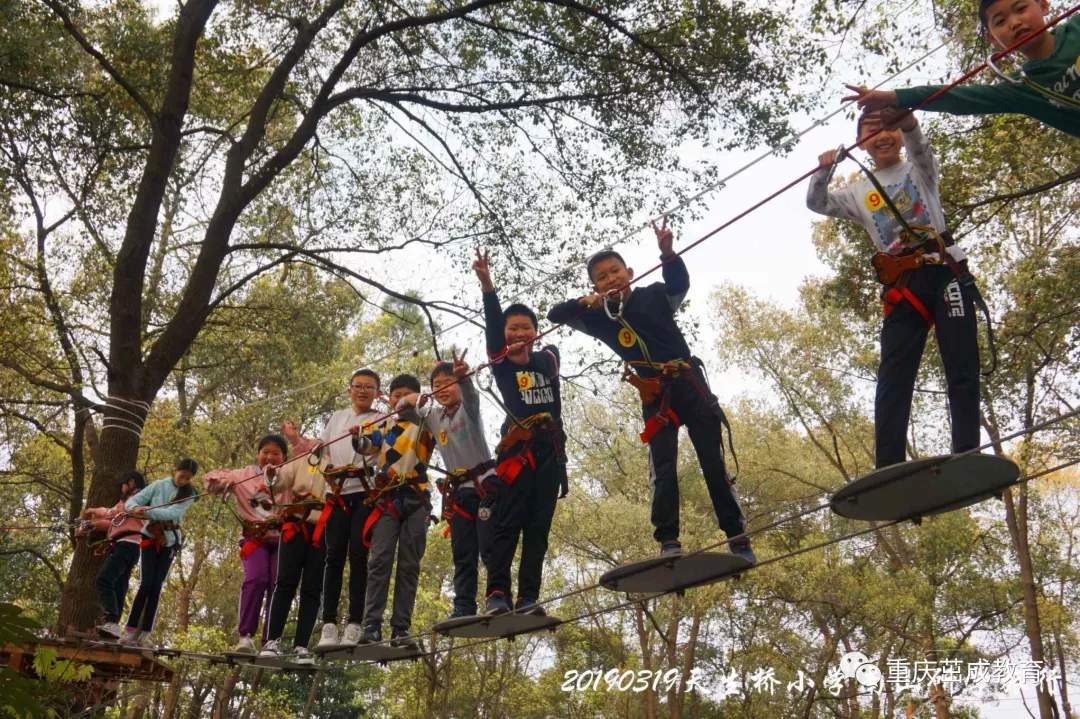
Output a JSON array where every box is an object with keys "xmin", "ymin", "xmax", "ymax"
[{"xmin": 896, "ymin": 83, "xmax": 1032, "ymax": 117}]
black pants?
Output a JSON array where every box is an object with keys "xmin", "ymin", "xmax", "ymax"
[
  {"xmin": 646, "ymin": 365, "xmax": 744, "ymax": 543},
  {"xmin": 321, "ymin": 493, "xmax": 371, "ymax": 624},
  {"xmin": 448, "ymin": 486, "xmax": 482, "ymax": 614},
  {"xmin": 95, "ymin": 541, "xmax": 140, "ymax": 623},
  {"xmin": 480, "ymin": 443, "xmax": 563, "ymax": 604},
  {"xmin": 126, "ymin": 544, "xmax": 175, "ymax": 632},
  {"xmin": 876, "ymin": 265, "xmax": 980, "ymax": 468},
  {"xmin": 267, "ymin": 526, "xmax": 326, "ymax": 648}
]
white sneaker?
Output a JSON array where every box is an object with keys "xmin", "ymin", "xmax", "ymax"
[
  {"xmin": 259, "ymin": 639, "xmax": 282, "ymax": 657},
  {"xmin": 136, "ymin": 631, "xmax": 155, "ymax": 649},
  {"xmin": 294, "ymin": 646, "xmax": 315, "ymax": 665},
  {"xmin": 97, "ymin": 622, "xmax": 122, "ymax": 639},
  {"xmin": 316, "ymin": 623, "xmax": 339, "ymax": 649},
  {"xmin": 341, "ymin": 622, "xmax": 363, "ymax": 646},
  {"xmin": 234, "ymin": 636, "xmax": 256, "ymax": 654}
]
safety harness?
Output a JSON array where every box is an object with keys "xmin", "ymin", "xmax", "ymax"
[
  {"xmin": 312, "ymin": 459, "xmax": 375, "ymax": 545},
  {"xmin": 838, "ymin": 147, "xmax": 998, "ymax": 375},
  {"xmin": 489, "ymin": 412, "xmax": 566, "ymax": 491},
  {"xmin": 360, "ymin": 471, "xmax": 433, "ymax": 549},
  {"xmin": 603, "ymin": 294, "xmax": 740, "ymax": 480},
  {"xmin": 435, "ymin": 460, "xmax": 496, "ymax": 538},
  {"xmin": 140, "ymin": 520, "xmax": 181, "ymax": 553}
]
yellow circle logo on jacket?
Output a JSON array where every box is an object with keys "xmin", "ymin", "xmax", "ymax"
[
  {"xmin": 516, "ymin": 372, "xmax": 534, "ymax": 390},
  {"xmin": 864, "ymin": 190, "xmax": 885, "ymax": 212},
  {"xmin": 618, "ymin": 328, "xmax": 637, "ymax": 348}
]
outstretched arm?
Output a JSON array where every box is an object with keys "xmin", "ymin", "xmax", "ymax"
[
  {"xmin": 655, "ymin": 217, "xmax": 689, "ymax": 310},
  {"xmin": 475, "ymin": 248, "xmax": 507, "ymax": 357}
]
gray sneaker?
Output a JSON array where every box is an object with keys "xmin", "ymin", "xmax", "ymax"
[{"xmin": 729, "ymin": 537, "xmax": 757, "ymax": 565}]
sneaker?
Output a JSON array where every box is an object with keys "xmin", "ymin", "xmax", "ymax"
[
  {"xmin": 136, "ymin": 631, "xmax": 155, "ymax": 649},
  {"xmin": 293, "ymin": 646, "xmax": 315, "ymax": 665},
  {"xmin": 359, "ymin": 625, "xmax": 382, "ymax": 644},
  {"xmin": 316, "ymin": 622, "xmax": 339, "ymax": 649},
  {"xmin": 259, "ymin": 639, "xmax": 282, "ymax": 657},
  {"xmin": 341, "ymin": 622, "xmax": 364, "ymax": 646},
  {"xmin": 485, "ymin": 591, "xmax": 511, "ymax": 616},
  {"xmin": 659, "ymin": 540, "xmax": 683, "ymax": 557},
  {"xmin": 234, "ymin": 636, "xmax": 256, "ymax": 654},
  {"xmin": 390, "ymin": 631, "xmax": 419, "ymax": 652},
  {"xmin": 729, "ymin": 537, "xmax": 757, "ymax": 565},
  {"xmin": 97, "ymin": 622, "xmax": 122, "ymax": 640},
  {"xmin": 514, "ymin": 599, "xmax": 546, "ymax": 617}
]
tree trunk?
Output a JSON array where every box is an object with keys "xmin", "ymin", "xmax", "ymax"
[
  {"xmin": 930, "ymin": 684, "xmax": 951, "ymax": 719},
  {"xmin": 1002, "ymin": 486, "xmax": 1056, "ymax": 719},
  {"xmin": 213, "ymin": 668, "xmax": 240, "ymax": 719},
  {"xmin": 162, "ymin": 667, "xmax": 185, "ymax": 719},
  {"xmin": 57, "ymin": 419, "xmax": 144, "ymax": 632}
]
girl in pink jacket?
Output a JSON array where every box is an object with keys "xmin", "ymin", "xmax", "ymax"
[
  {"xmin": 204, "ymin": 434, "xmax": 286, "ymax": 653},
  {"xmin": 78, "ymin": 470, "xmax": 147, "ymax": 639}
]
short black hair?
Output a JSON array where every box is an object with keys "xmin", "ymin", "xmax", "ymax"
[
  {"xmin": 586, "ymin": 249, "xmax": 627, "ymax": 281},
  {"xmin": 430, "ymin": 361, "xmax": 455, "ymax": 383},
  {"xmin": 856, "ymin": 109, "xmax": 878, "ymax": 140},
  {"xmin": 351, "ymin": 368, "xmax": 380, "ymax": 388},
  {"xmin": 979, "ymin": 0, "xmax": 1000, "ymax": 28},
  {"xmin": 120, "ymin": 470, "xmax": 146, "ymax": 491},
  {"xmin": 389, "ymin": 373, "xmax": 422, "ymax": 394},
  {"xmin": 503, "ymin": 303, "xmax": 538, "ymax": 330},
  {"xmin": 175, "ymin": 457, "xmax": 199, "ymax": 474},
  {"xmin": 258, "ymin": 433, "xmax": 289, "ymax": 457}
]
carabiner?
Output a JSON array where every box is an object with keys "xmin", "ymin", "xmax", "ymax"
[
  {"xmin": 602, "ymin": 289, "xmax": 625, "ymax": 321},
  {"xmin": 986, "ymin": 52, "xmax": 1024, "ymax": 85}
]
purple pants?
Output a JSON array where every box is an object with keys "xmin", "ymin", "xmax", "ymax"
[{"xmin": 238, "ymin": 540, "xmax": 278, "ymax": 639}]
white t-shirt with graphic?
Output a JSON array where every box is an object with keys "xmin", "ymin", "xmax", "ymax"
[{"xmin": 806, "ymin": 125, "xmax": 964, "ymax": 261}]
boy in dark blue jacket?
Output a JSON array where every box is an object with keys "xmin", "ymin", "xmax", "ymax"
[
  {"xmin": 473, "ymin": 249, "xmax": 567, "ymax": 616},
  {"xmin": 548, "ymin": 219, "xmax": 754, "ymax": 562}
]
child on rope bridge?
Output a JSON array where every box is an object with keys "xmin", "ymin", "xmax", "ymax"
[
  {"xmin": 347, "ymin": 374, "xmax": 436, "ymax": 649},
  {"xmin": 806, "ymin": 109, "xmax": 982, "ymax": 468},
  {"xmin": 547, "ymin": 220, "xmax": 754, "ymax": 563},
  {"xmin": 256, "ymin": 423, "xmax": 327, "ymax": 665},
  {"xmin": 846, "ymin": 0, "xmax": 1079, "ymax": 137},
  {"xmin": 473, "ymin": 249, "xmax": 568, "ymax": 616},
  {"xmin": 203, "ymin": 435, "xmax": 289, "ymax": 653},
  {"xmin": 396, "ymin": 351, "xmax": 496, "ymax": 621},
  {"xmin": 78, "ymin": 470, "xmax": 147, "ymax": 640},
  {"xmin": 287, "ymin": 368, "xmax": 383, "ymax": 650},
  {"xmin": 120, "ymin": 458, "xmax": 198, "ymax": 647}
]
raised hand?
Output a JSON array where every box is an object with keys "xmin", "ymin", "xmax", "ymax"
[
  {"xmin": 451, "ymin": 348, "xmax": 470, "ymax": 378},
  {"xmin": 473, "ymin": 248, "xmax": 494, "ymax": 292},
  {"xmin": 877, "ymin": 106, "xmax": 916, "ymax": 131},
  {"xmin": 842, "ymin": 84, "xmax": 899, "ymax": 112},
  {"xmin": 652, "ymin": 216, "xmax": 674, "ymax": 257},
  {"xmin": 818, "ymin": 149, "xmax": 840, "ymax": 169}
]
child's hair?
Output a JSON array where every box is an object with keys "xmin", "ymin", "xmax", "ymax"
[
  {"xmin": 119, "ymin": 470, "xmax": 146, "ymax": 492},
  {"xmin": 978, "ymin": 0, "xmax": 999, "ymax": 29},
  {"xmin": 351, "ymin": 368, "xmax": 380, "ymax": 388},
  {"xmin": 856, "ymin": 109, "xmax": 878, "ymax": 140},
  {"xmin": 585, "ymin": 249, "xmax": 627, "ymax": 281},
  {"xmin": 258, "ymin": 433, "xmax": 289, "ymax": 457},
  {"xmin": 504, "ymin": 303, "xmax": 539, "ymax": 330},
  {"xmin": 430, "ymin": 361, "xmax": 455, "ymax": 383},
  {"xmin": 175, "ymin": 457, "xmax": 199, "ymax": 475},
  {"xmin": 389, "ymin": 373, "xmax": 422, "ymax": 394}
]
